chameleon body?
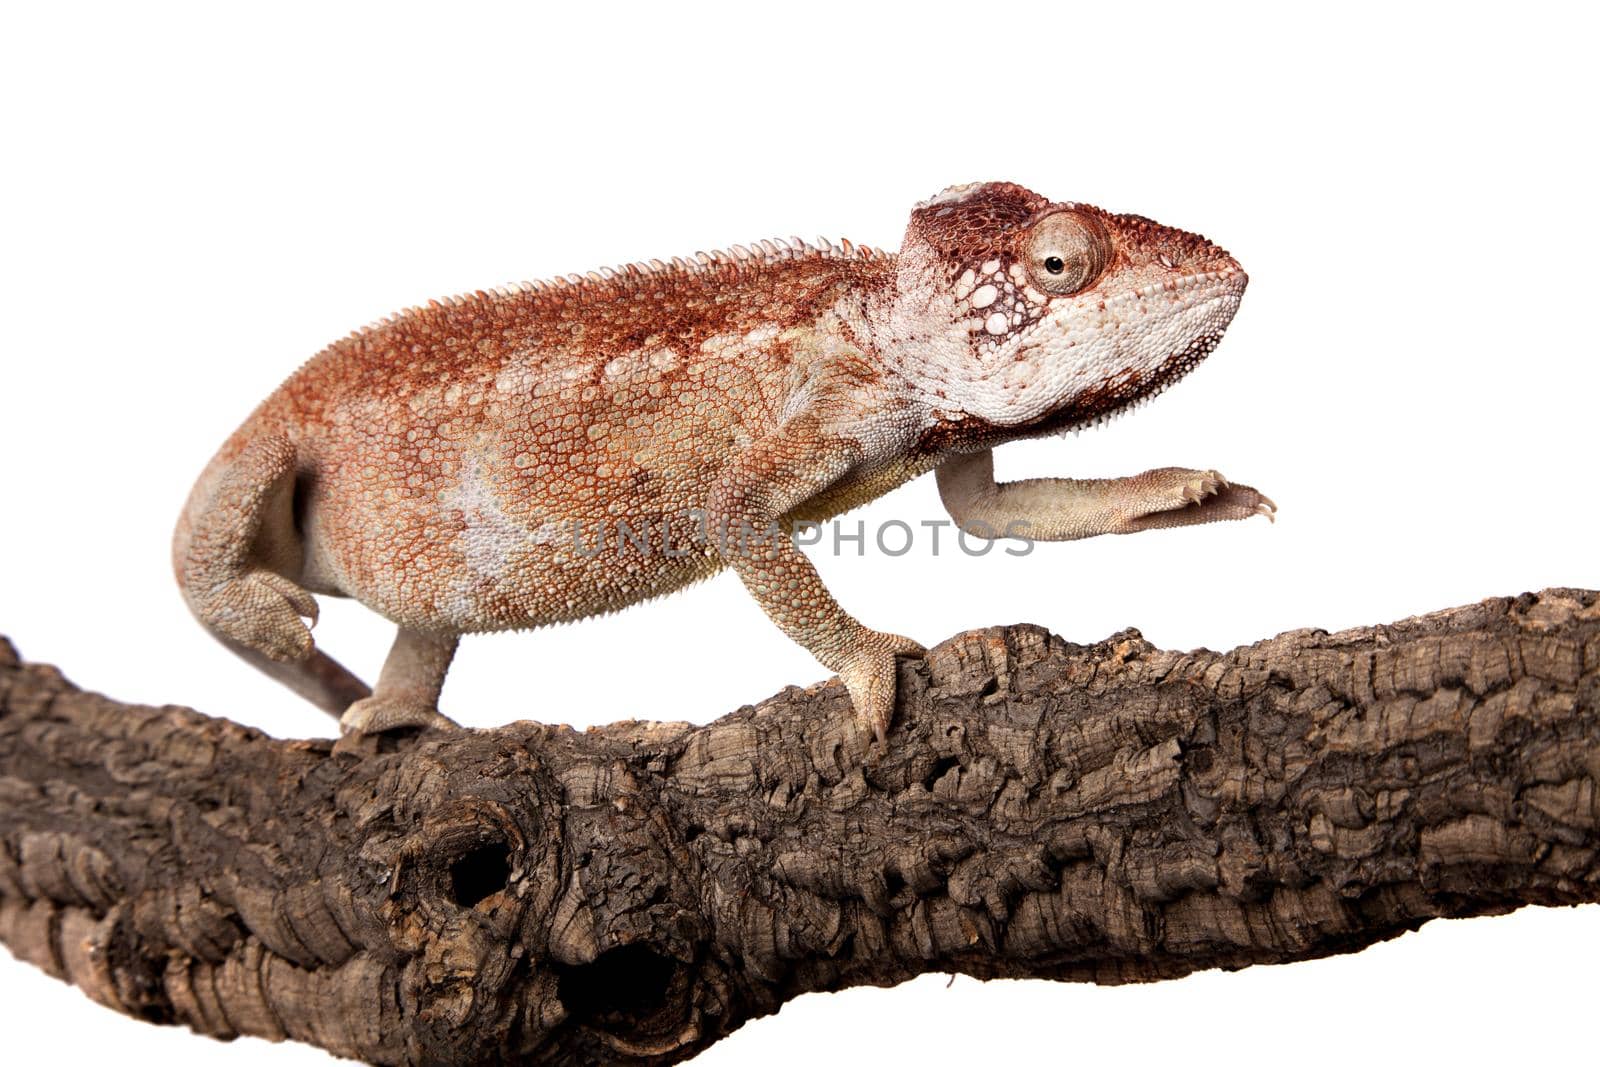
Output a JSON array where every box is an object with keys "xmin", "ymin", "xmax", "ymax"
[{"xmin": 173, "ymin": 182, "xmax": 1273, "ymax": 744}]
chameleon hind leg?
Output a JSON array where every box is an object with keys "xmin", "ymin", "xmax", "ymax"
[
  {"xmin": 339, "ymin": 627, "xmax": 460, "ymax": 735},
  {"xmin": 175, "ymin": 432, "xmax": 371, "ymax": 714}
]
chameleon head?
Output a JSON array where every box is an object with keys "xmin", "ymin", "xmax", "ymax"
[{"xmin": 884, "ymin": 181, "xmax": 1248, "ymax": 433}]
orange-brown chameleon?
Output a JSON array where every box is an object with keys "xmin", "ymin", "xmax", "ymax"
[{"xmin": 173, "ymin": 181, "xmax": 1273, "ymax": 746}]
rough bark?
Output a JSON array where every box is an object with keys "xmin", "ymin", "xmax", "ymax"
[{"xmin": 2, "ymin": 589, "xmax": 1598, "ymax": 1065}]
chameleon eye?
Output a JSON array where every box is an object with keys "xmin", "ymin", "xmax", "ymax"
[{"xmin": 1024, "ymin": 210, "xmax": 1110, "ymax": 295}]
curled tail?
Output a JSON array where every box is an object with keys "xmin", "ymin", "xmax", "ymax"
[{"xmin": 173, "ymin": 431, "xmax": 370, "ymax": 716}]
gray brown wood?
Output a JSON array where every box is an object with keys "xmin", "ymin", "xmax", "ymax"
[{"xmin": 3, "ymin": 588, "xmax": 1598, "ymax": 1064}]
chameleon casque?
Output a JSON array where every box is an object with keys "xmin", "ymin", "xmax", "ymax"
[{"xmin": 173, "ymin": 181, "xmax": 1273, "ymax": 746}]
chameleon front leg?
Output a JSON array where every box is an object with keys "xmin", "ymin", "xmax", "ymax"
[
  {"xmin": 707, "ymin": 419, "xmax": 922, "ymax": 749},
  {"xmin": 338, "ymin": 627, "xmax": 460, "ymax": 735},
  {"xmin": 936, "ymin": 448, "xmax": 1274, "ymax": 541}
]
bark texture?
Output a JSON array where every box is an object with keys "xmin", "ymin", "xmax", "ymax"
[{"xmin": 2, "ymin": 589, "xmax": 1599, "ymax": 1065}]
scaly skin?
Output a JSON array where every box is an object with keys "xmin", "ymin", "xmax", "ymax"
[{"xmin": 172, "ymin": 182, "xmax": 1273, "ymax": 748}]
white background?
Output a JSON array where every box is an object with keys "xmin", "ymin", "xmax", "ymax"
[{"xmin": 2, "ymin": 2, "xmax": 1596, "ymax": 1063}]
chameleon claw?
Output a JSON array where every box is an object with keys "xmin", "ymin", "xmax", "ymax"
[
  {"xmin": 257, "ymin": 571, "xmax": 319, "ymax": 627},
  {"xmin": 1119, "ymin": 470, "xmax": 1275, "ymax": 532},
  {"xmin": 1178, "ymin": 470, "xmax": 1227, "ymax": 506},
  {"xmin": 339, "ymin": 696, "xmax": 460, "ymax": 736},
  {"xmin": 839, "ymin": 632, "xmax": 923, "ymax": 756},
  {"xmin": 193, "ymin": 569, "xmax": 319, "ymax": 661}
]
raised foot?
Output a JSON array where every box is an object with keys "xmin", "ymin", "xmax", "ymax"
[
  {"xmin": 193, "ymin": 569, "xmax": 318, "ymax": 660},
  {"xmin": 339, "ymin": 696, "xmax": 460, "ymax": 736},
  {"xmin": 1124, "ymin": 468, "xmax": 1276, "ymax": 533},
  {"xmin": 838, "ymin": 631, "xmax": 925, "ymax": 751}
]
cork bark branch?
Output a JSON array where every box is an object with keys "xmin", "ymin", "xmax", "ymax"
[{"xmin": 2, "ymin": 589, "xmax": 1598, "ymax": 1065}]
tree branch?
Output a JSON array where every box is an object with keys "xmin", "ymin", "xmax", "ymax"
[{"xmin": 2, "ymin": 589, "xmax": 1598, "ymax": 1064}]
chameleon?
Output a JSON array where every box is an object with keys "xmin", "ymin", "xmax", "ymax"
[{"xmin": 172, "ymin": 181, "xmax": 1273, "ymax": 747}]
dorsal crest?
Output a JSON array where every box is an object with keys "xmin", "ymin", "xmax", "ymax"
[{"xmin": 348, "ymin": 234, "xmax": 890, "ymax": 340}]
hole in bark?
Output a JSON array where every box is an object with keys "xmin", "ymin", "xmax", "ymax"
[
  {"xmin": 924, "ymin": 755, "xmax": 961, "ymax": 790},
  {"xmin": 557, "ymin": 943, "xmax": 677, "ymax": 1021},
  {"xmin": 449, "ymin": 842, "xmax": 511, "ymax": 908}
]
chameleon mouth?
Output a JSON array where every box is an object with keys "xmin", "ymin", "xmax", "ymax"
[
  {"xmin": 1001, "ymin": 270, "xmax": 1243, "ymax": 441},
  {"xmin": 1067, "ymin": 267, "xmax": 1245, "ymax": 435},
  {"xmin": 919, "ymin": 265, "xmax": 1246, "ymax": 441}
]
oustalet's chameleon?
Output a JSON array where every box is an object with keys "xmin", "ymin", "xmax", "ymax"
[{"xmin": 174, "ymin": 182, "xmax": 1273, "ymax": 749}]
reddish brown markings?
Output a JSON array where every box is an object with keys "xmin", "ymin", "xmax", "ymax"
[{"xmin": 909, "ymin": 183, "xmax": 1051, "ymax": 260}]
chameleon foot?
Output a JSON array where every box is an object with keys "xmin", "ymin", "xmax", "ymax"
[
  {"xmin": 1124, "ymin": 468, "xmax": 1275, "ymax": 532},
  {"xmin": 838, "ymin": 631, "xmax": 925, "ymax": 750},
  {"xmin": 339, "ymin": 696, "xmax": 459, "ymax": 736},
  {"xmin": 194, "ymin": 569, "xmax": 318, "ymax": 661}
]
